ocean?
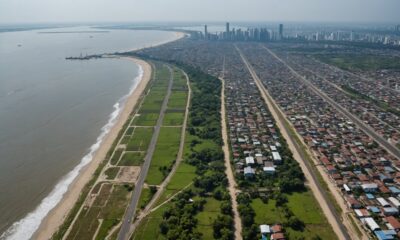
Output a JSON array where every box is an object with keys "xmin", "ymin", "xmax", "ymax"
[{"xmin": 0, "ymin": 26, "xmax": 178, "ymax": 239}]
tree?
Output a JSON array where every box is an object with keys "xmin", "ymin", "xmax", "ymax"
[
  {"xmin": 220, "ymin": 227, "xmax": 234, "ymax": 240},
  {"xmin": 238, "ymin": 205, "xmax": 255, "ymax": 227},
  {"xmin": 213, "ymin": 215, "xmax": 233, "ymax": 239},
  {"xmin": 275, "ymin": 194, "xmax": 288, "ymax": 207},
  {"xmin": 286, "ymin": 216, "xmax": 305, "ymax": 231},
  {"xmin": 220, "ymin": 200, "xmax": 232, "ymax": 215},
  {"xmin": 160, "ymin": 220, "xmax": 168, "ymax": 234}
]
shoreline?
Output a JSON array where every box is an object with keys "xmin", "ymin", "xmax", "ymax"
[
  {"xmin": 127, "ymin": 31, "xmax": 185, "ymax": 52},
  {"xmin": 32, "ymin": 57, "xmax": 152, "ymax": 240}
]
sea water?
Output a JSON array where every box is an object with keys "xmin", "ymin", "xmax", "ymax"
[{"xmin": 0, "ymin": 26, "xmax": 178, "ymax": 239}]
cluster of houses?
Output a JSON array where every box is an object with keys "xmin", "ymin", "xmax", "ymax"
[
  {"xmin": 223, "ymin": 52, "xmax": 285, "ymax": 179},
  {"xmin": 282, "ymin": 46, "xmax": 400, "ymax": 114},
  {"xmin": 239, "ymin": 44, "xmax": 400, "ymax": 239},
  {"xmin": 139, "ymin": 38, "xmax": 400, "ymax": 239},
  {"xmin": 260, "ymin": 224, "xmax": 286, "ymax": 240},
  {"xmin": 282, "ymin": 53, "xmax": 400, "ymax": 145}
]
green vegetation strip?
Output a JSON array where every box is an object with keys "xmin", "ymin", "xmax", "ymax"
[
  {"xmin": 66, "ymin": 184, "xmax": 134, "ymax": 240},
  {"xmin": 126, "ymin": 127, "xmax": 154, "ymax": 151},
  {"xmin": 145, "ymin": 127, "xmax": 182, "ymax": 185},
  {"xmin": 132, "ymin": 63, "xmax": 233, "ymax": 240},
  {"xmin": 105, "ymin": 167, "xmax": 120, "ymax": 180},
  {"xmin": 315, "ymin": 53, "xmax": 400, "ymax": 71},
  {"xmin": 119, "ymin": 152, "xmax": 145, "ymax": 166}
]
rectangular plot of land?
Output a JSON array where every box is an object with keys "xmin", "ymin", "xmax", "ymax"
[
  {"xmin": 132, "ymin": 113, "xmax": 159, "ymax": 126},
  {"xmin": 162, "ymin": 112, "xmax": 184, "ymax": 126},
  {"xmin": 118, "ymin": 152, "xmax": 145, "ymax": 166},
  {"xmin": 145, "ymin": 127, "xmax": 182, "ymax": 185},
  {"xmin": 126, "ymin": 127, "xmax": 154, "ymax": 151},
  {"xmin": 167, "ymin": 91, "xmax": 187, "ymax": 110},
  {"xmin": 110, "ymin": 149, "xmax": 124, "ymax": 165}
]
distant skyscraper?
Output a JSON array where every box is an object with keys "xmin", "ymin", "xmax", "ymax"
[
  {"xmin": 396, "ymin": 25, "xmax": 400, "ymax": 32},
  {"xmin": 226, "ymin": 22, "xmax": 230, "ymax": 40},
  {"xmin": 204, "ymin": 25, "xmax": 208, "ymax": 40},
  {"xmin": 350, "ymin": 31, "xmax": 354, "ymax": 41},
  {"xmin": 279, "ymin": 24, "xmax": 283, "ymax": 40}
]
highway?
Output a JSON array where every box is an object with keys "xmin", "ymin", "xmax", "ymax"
[
  {"xmin": 261, "ymin": 45, "xmax": 400, "ymax": 160},
  {"xmin": 236, "ymin": 45, "xmax": 351, "ymax": 240},
  {"xmin": 117, "ymin": 64, "xmax": 174, "ymax": 240}
]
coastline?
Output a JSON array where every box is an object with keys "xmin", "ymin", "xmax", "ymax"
[
  {"xmin": 127, "ymin": 31, "xmax": 185, "ymax": 52},
  {"xmin": 32, "ymin": 57, "xmax": 152, "ymax": 240}
]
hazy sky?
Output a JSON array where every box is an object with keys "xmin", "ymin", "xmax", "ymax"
[{"xmin": 1, "ymin": 0, "xmax": 399, "ymax": 24}]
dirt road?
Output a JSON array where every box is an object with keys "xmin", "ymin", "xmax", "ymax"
[{"xmin": 220, "ymin": 76, "xmax": 243, "ymax": 240}]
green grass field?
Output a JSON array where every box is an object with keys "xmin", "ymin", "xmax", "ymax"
[
  {"xmin": 104, "ymin": 167, "xmax": 120, "ymax": 180},
  {"xmin": 110, "ymin": 149, "xmax": 124, "ymax": 165},
  {"xmin": 195, "ymin": 197, "xmax": 221, "ymax": 240},
  {"xmin": 167, "ymin": 91, "xmax": 188, "ymax": 109},
  {"xmin": 131, "ymin": 205, "xmax": 168, "ymax": 240},
  {"xmin": 132, "ymin": 113, "xmax": 160, "ymax": 126},
  {"xmin": 316, "ymin": 54, "xmax": 400, "ymax": 71},
  {"xmin": 138, "ymin": 187, "xmax": 156, "ymax": 210},
  {"xmin": 162, "ymin": 112, "xmax": 185, "ymax": 126},
  {"xmin": 66, "ymin": 184, "xmax": 133, "ymax": 240},
  {"xmin": 172, "ymin": 69, "xmax": 187, "ymax": 89},
  {"xmin": 126, "ymin": 127, "xmax": 154, "ymax": 151},
  {"xmin": 118, "ymin": 152, "xmax": 145, "ymax": 166},
  {"xmin": 155, "ymin": 162, "xmax": 196, "ymax": 205},
  {"xmin": 145, "ymin": 127, "xmax": 182, "ymax": 185},
  {"xmin": 251, "ymin": 190, "xmax": 337, "ymax": 239}
]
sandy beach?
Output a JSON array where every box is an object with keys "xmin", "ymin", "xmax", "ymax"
[{"xmin": 32, "ymin": 58, "xmax": 150, "ymax": 240}]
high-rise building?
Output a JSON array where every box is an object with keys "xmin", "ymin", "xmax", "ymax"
[
  {"xmin": 396, "ymin": 25, "xmax": 400, "ymax": 32},
  {"xmin": 350, "ymin": 31, "xmax": 354, "ymax": 41},
  {"xmin": 226, "ymin": 22, "xmax": 230, "ymax": 40},
  {"xmin": 204, "ymin": 25, "xmax": 208, "ymax": 40},
  {"xmin": 279, "ymin": 24, "xmax": 283, "ymax": 39}
]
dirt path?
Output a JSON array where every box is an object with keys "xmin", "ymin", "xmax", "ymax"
[
  {"xmin": 235, "ymin": 45, "xmax": 350, "ymax": 240},
  {"xmin": 220, "ymin": 76, "xmax": 243, "ymax": 240}
]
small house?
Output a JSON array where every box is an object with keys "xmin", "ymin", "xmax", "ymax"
[
  {"xmin": 259, "ymin": 224, "xmax": 270, "ymax": 235},
  {"xmin": 263, "ymin": 166, "xmax": 276, "ymax": 175},
  {"xmin": 361, "ymin": 183, "xmax": 378, "ymax": 193},
  {"xmin": 244, "ymin": 166, "xmax": 255, "ymax": 178},
  {"xmin": 272, "ymin": 152, "xmax": 282, "ymax": 164}
]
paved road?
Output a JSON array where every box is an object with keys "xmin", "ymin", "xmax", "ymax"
[
  {"xmin": 236, "ymin": 45, "xmax": 351, "ymax": 240},
  {"xmin": 261, "ymin": 45, "xmax": 400, "ymax": 160},
  {"xmin": 117, "ymin": 64, "xmax": 174, "ymax": 240},
  {"xmin": 128, "ymin": 68, "xmax": 191, "ymax": 236}
]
